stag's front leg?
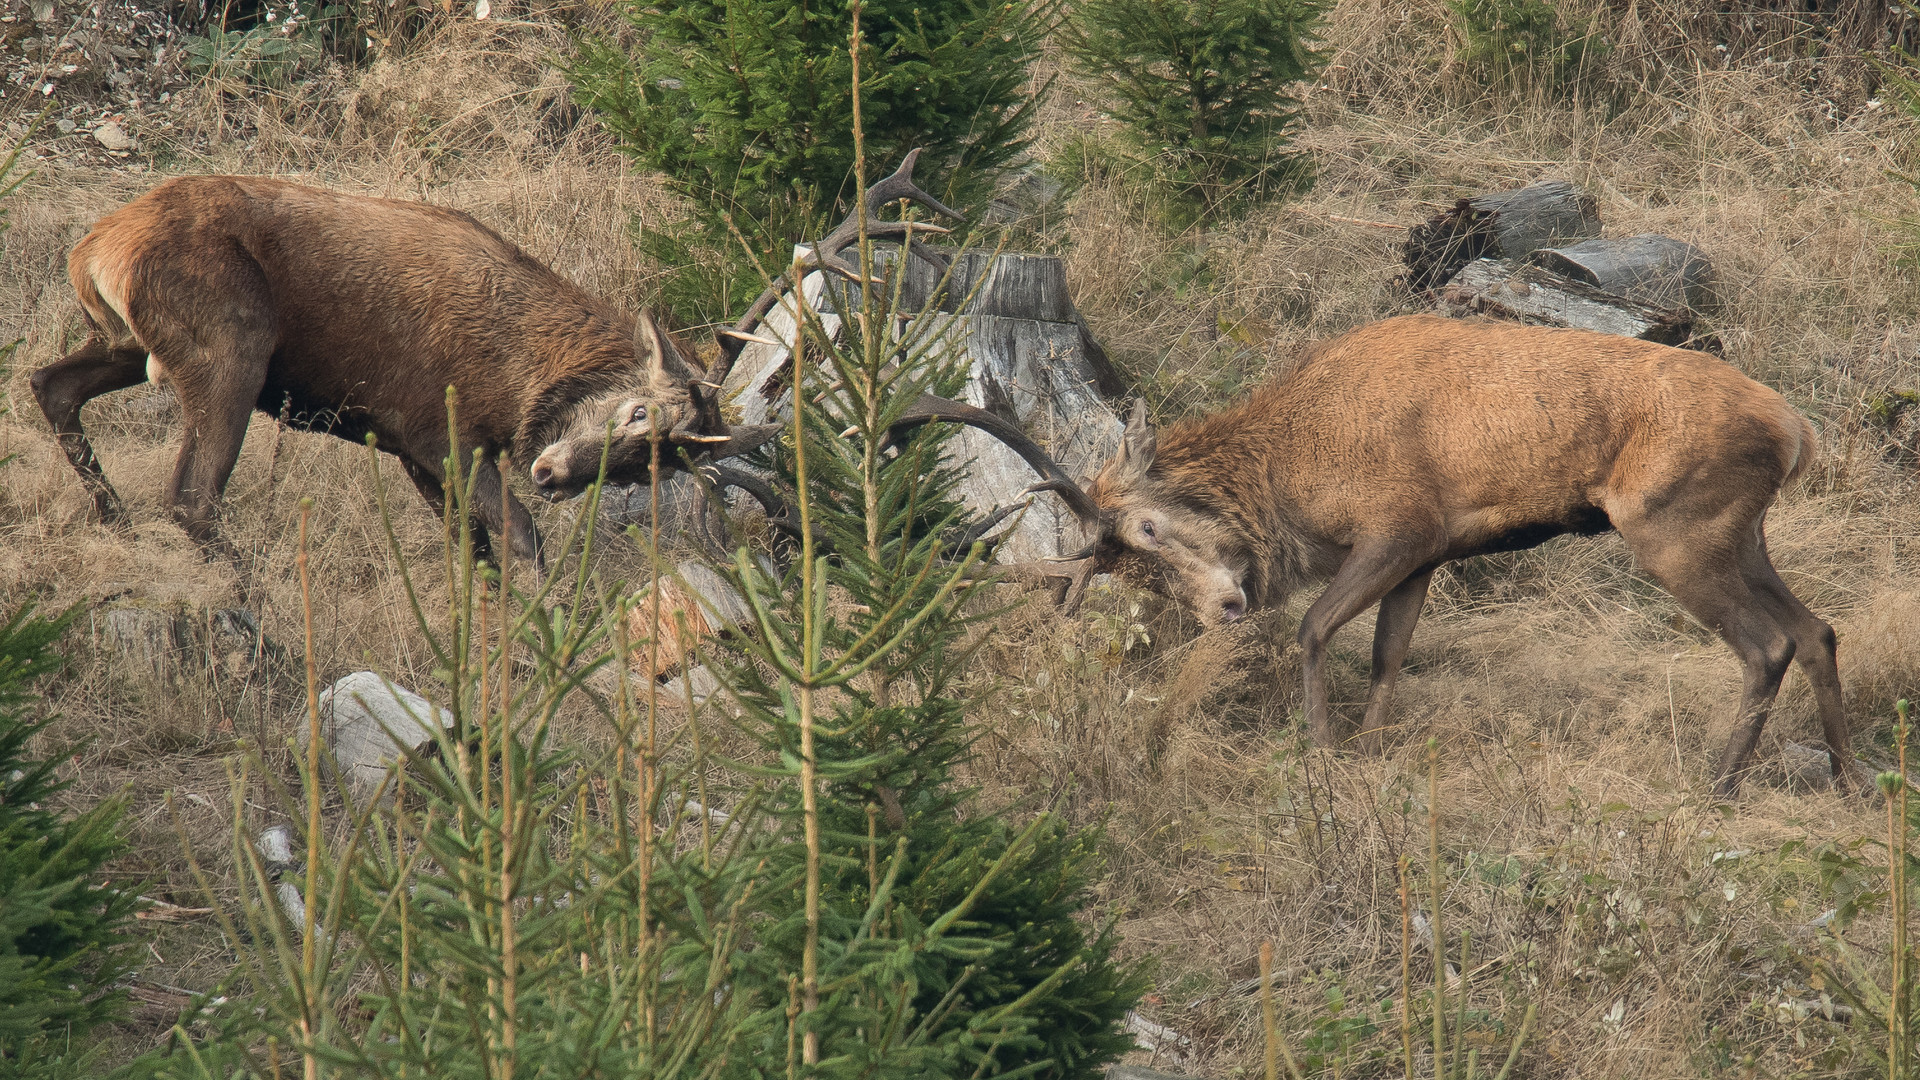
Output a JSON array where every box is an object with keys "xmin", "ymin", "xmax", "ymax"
[
  {"xmin": 1297, "ymin": 538, "xmax": 1436, "ymax": 749},
  {"xmin": 30, "ymin": 340, "xmax": 149, "ymax": 520},
  {"xmin": 1357, "ymin": 567, "xmax": 1436, "ymax": 755}
]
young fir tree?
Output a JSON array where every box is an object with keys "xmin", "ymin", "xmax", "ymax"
[
  {"xmin": 566, "ymin": 0, "xmax": 1052, "ymax": 326},
  {"xmin": 707, "ymin": 147, "xmax": 1146, "ymax": 1079},
  {"xmin": 1057, "ymin": 0, "xmax": 1327, "ymax": 222},
  {"xmin": 0, "ymin": 604, "xmax": 139, "ymax": 1080}
]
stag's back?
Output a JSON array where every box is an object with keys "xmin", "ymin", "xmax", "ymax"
[
  {"xmin": 1156, "ymin": 315, "xmax": 1813, "ymax": 540},
  {"xmin": 68, "ymin": 175, "xmax": 638, "ymax": 452}
]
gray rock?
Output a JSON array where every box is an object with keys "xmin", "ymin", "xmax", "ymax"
[
  {"xmin": 305, "ymin": 672, "xmax": 454, "ymax": 802},
  {"xmin": 92, "ymin": 122, "xmax": 133, "ymax": 151},
  {"xmin": 1782, "ymin": 740, "xmax": 1838, "ymax": 790}
]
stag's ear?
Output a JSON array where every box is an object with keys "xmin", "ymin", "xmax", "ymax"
[
  {"xmin": 1114, "ymin": 399, "xmax": 1155, "ymax": 482},
  {"xmin": 635, "ymin": 313, "xmax": 695, "ymax": 388}
]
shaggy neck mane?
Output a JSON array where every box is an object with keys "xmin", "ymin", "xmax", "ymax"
[
  {"xmin": 1149, "ymin": 386, "xmax": 1316, "ymax": 607},
  {"xmin": 511, "ymin": 335, "xmax": 649, "ymax": 462}
]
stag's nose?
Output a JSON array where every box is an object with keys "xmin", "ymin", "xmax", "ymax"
[
  {"xmin": 530, "ymin": 459, "xmax": 559, "ymax": 488},
  {"xmin": 1220, "ymin": 597, "xmax": 1246, "ymax": 622}
]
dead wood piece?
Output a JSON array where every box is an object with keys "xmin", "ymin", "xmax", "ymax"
[
  {"xmin": 1528, "ymin": 234, "xmax": 1714, "ymax": 311},
  {"xmin": 1404, "ymin": 180, "xmax": 1601, "ymax": 294},
  {"xmin": 1436, "ymin": 258, "xmax": 1693, "ymax": 345}
]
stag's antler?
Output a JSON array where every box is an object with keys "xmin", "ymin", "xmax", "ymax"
[
  {"xmin": 706, "ymin": 150, "xmax": 967, "ymax": 389},
  {"xmin": 886, "ymin": 393, "xmax": 1104, "ymax": 530}
]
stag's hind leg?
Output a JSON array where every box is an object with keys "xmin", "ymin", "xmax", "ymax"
[
  {"xmin": 30, "ymin": 340, "xmax": 150, "ymax": 520},
  {"xmin": 1615, "ymin": 514, "xmax": 1796, "ymax": 798},
  {"xmin": 164, "ymin": 355, "xmax": 269, "ymax": 561},
  {"xmin": 1739, "ymin": 523, "xmax": 1856, "ymax": 790}
]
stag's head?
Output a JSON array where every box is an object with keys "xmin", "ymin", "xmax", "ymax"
[
  {"xmin": 529, "ymin": 314, "xmax": 778, "ymax": 498},
  {"xmin": 881, "ymin": 395, "xmax": 1253, "ymax": 626},
  {"xmin": 1070, "ymin": 402, "xmax": 1253, "ymax": 625}
]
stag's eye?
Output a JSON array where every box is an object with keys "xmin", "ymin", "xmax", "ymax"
[{"xmin": 1138, "ymin": 519, "xmax": 1158, "ymax": 544}]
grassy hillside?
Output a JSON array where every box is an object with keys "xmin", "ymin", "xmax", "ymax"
[{"xmin": 3, "ymin": 0, "xmax": 1920, "ymax": 1072}]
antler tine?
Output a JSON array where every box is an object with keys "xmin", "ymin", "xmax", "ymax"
[
  {"xmin": 889, "ymin": 393, "xmax": 1103, "ymax": 529},
  {"xmin": 707, "ymin": 150, "xmax": 968, "ymax": 388}
]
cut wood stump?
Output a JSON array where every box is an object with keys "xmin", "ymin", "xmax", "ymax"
[
  {"xmin": 1528, "ymin": 235, "xmax": 1714, "ymax": 311},
  {"xmin": 1404, "ymin": 180, "xmax": 1601, "ymax": 293},
  {"xmin": 1436, "ymin": 258, "xmax": 1694, "ymax": 345},
  {"xmin": 721, "ymin": 246, "xmax": 1127, "ymax": 562}
]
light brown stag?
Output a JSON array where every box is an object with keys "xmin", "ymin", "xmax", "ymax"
[
  {"xmin": 32, "ymin": 174, "xmax": 781, "ymax": 566},
  {"xmin": 1020, "ymin": 314, "xmax": 1853, "ymax": 798}
]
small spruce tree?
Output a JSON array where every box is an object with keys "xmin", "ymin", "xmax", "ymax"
[
  {"xmin": 708, "ymin": 146, "xmax": 1145, "ymax": 1078},
  {"xmin": 0, "ymin": 604, "xmax": 139, "ymax": 1080},
  {"xmin": 566, "ymin": 0, "xmax": 1052, "ymax": 326},
  {"xmin": 1057, "ymin": 0, "xmax": 1327, "ymax": 222}
]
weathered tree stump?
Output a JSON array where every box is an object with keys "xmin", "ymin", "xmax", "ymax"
[
  {"xmin": 1528, "ymin": 235, "xmax": 1714, "ymax": 311},
  {"xmin": 1404, "ymin": 180, "xmax": 1602, "ymax": 293},
  {"xmin": 101, "ymin": 604, "xmax": 189, "ymax": 683},
  {"xmin": 721, "ymin": 247, "xmax": 1127, "ymax": 562},
  {"xmin": 1436, "ymin": 258, "xmax": 1694, "ymax": 344}
]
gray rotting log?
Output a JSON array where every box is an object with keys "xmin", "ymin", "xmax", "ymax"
[
  {"xmin": 1404, "ymin": 179, "xmax": 1602, "ymax": 293},
  {"xmin": 1528, "ymin": 235, "xmax": 1714, "ymax": 311},
  {"xmin": 1437, "ymin": 258, "xmax": 1695, "ymax": 345}
]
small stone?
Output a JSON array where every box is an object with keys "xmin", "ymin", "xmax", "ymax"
[
  {"xmin": 55, "ymin": 117, "xmax": 74, "ymax": 134},
  {"xmin": 1782, "ymin": 741, "xmax": 1835, "ymax": 790},
  {"xmin": 93, "ymin": 122, "xmax": 133, "ymax": 150},
  {"xmin": 304, "ymin": 672, "xmax": 456, "ymax": 802}
]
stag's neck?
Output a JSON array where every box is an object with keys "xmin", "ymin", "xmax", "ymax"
[
  {"xmin": 510, "ymin": 314, "xmax": 646, "ymax": 460},
  {"xmin": 1153, "ymin": 390, "xmax": 1332, "ymax": 609}
]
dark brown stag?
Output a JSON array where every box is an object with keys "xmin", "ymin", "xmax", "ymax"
[
  {"xmin": 33, "ymin": 174, "xmax": 775, "ymax": 566},
  {"xmin": 1009, "ymin": 315, "xmax": 1849, "ymax": 798}
]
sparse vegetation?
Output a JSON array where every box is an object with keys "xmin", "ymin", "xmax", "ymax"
[{"xmin": 4, "ymin": 0, "xmax": 1920, "ymax": 1075}]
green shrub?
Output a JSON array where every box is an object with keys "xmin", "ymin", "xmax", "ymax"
[
  {"xmin": 0, "ymin": 604, "xmax": 140, "ymax": 1080},
  {"xmin": 1447, "ymin": 0, "xmax": 1605, "ymax": 93},
  {"xmin": 566, "ymin": 0, "xmax": 1051, "ymax": 326},
  {"xmin": 1056, "ymin": 0, "xmax": 1326, "ymax": 224}
]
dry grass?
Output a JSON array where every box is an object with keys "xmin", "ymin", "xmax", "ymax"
[{"xmin": 3, "ymin": 0, "xmax": 1920, "ymax": 1073}]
